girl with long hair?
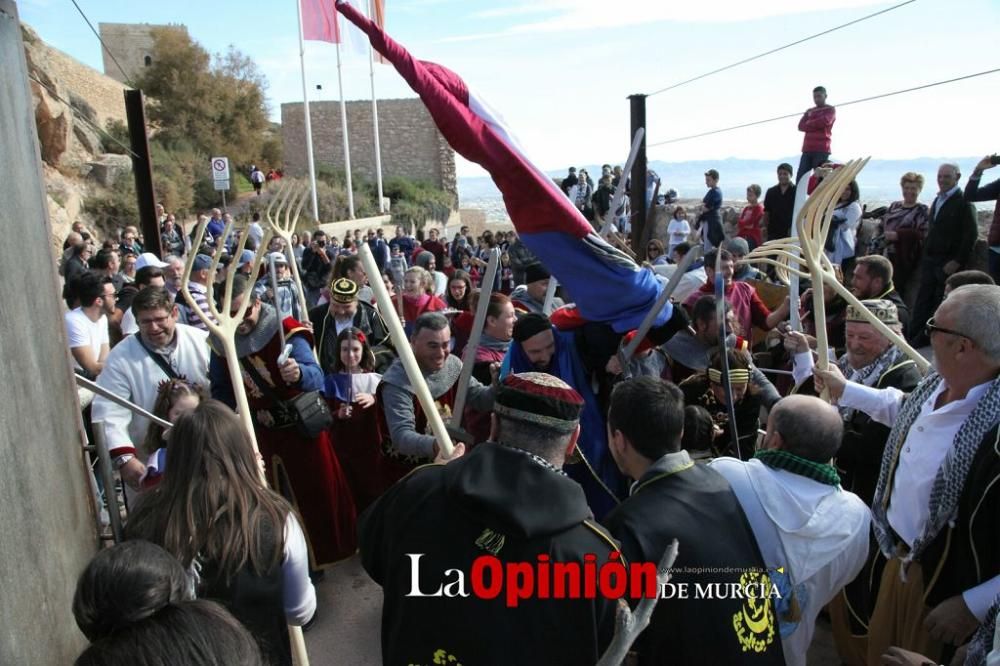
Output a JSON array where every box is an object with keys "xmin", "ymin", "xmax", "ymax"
[
  {"xmin": 446, "ymin": 270, "xmax": 474, "ymax": 311},
  {"xmin": 139, "ymin": 379, "xmax": 206, "ymax": 490},
  {"xmin": 324, "ymin": 328, "xmax": 385, "ymax": 512},
  {"xmin": 126, "ymin": 401, "xmax": 317, "ymax": 666}
]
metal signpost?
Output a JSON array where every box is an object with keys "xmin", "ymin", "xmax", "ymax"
[{"xmin": 211, "ymin": 156, "xmax": 230, "ymax": 209}]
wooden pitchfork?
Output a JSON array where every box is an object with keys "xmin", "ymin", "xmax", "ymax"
[
  {"xmin": 264, "ymin": 180, "xmax": 312, "ymax": 322},
  {"xmin": 179, "ymin": 213, "xmax": 312, "ymax": 666},
  {"xmin": 741, "ymin": 158, "xmax": 930, "ymax": 396}
]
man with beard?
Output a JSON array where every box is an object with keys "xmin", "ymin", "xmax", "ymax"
[
  {"xmin": 93, "ymin": 287, "xmax": 210, "ymax": 489},
  {"xmin": 377, "ymin": 312, "xmax": 494, "ymax": 482},
  {"xmin": 310, "ymin": 278, "xmax": 394, "ymax": 374},
  {"xmin": 850, "ymin": 255, "xmax": 910, "ymax": 331},
  {"xmin": 209, "ymin": 274, "xmax": 357, "ymax": 568}
]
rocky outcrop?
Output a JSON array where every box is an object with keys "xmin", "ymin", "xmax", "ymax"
[{"xmin": 86, "ymin": 154, "xmax": 133, "ymax": 188}]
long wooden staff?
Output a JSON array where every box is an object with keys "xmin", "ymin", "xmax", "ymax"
[
  {"xmin": 451, "ymin": 248, "xmax": 501, "ymax": 428},
  {"xmin": 357, "ymin": 243, "xmax": 456, "ymax": 457},
  {"xmin": 542, "ymin": 275, "xmax": 559, "ymax": 315},
  {"xmin": 180, "ymin": 216, "xmax": 312, "ymax": 666},
  {"xmin": 715, "ymin": 248, "xmax": 742, "ymax": 459},
  {"xmin": 741, "ymin": 158, "xmax": 931, "ymax": 392}
]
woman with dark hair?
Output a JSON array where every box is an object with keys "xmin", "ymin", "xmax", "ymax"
[
  {"xmin": 126, "ymin": 401, "xmax": 316, "ymax": 666},
  {"xmin": 73, "ymin": 540, "xmax": 193, "ymax": 642},
  {"xmin": 333, "ymin": 254, "xmax": 373, "ymax": 304},
  {"xmin": 445, "ymin": 270, "xmax": 474, "ymax": 311},
  {"xmin": 324, "ymin": 327, "xmax": 385, "ymax": 512},
  {"xmin": 75, "ymin": 600, "xmax": 265, "ymax": 666},
  {"xmin": 826, "ymin": 180, "xmax": 862, "ymax": 272}
]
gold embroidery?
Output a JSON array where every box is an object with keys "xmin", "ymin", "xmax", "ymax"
[
  {"xmin": 732, "ymin": 572, "xmax": 776, "ymax": 653},
  {"xmin": 474, "ymin": 528, "xmax": 505, "ymax": 555}
]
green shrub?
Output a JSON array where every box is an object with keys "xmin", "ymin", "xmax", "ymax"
[{"xmin": 84, "ymin": 177, "xmax": 138, "ymax": 234}]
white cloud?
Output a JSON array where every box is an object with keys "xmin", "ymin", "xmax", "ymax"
[{"xmin": 443, "ymin": 0, "xmax": 895, "ymax": 42}]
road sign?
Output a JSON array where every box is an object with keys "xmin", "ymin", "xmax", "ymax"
[
  {"xmin": 214, "ymin": 179, "xmax": 230, "ymax": 192},
  {"xmin": 211, "ymin": 156, "xmax": 230, "ymax": 182}
]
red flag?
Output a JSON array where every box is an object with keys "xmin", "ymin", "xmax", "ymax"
[{"xmin": 301, "ymin": 0, "xmax": 341, "ymax": 43}]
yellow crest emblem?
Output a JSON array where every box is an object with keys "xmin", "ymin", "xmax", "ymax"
[{"xmin": 732, "ymin": 571, "xmax": 777, "ymax": 653}]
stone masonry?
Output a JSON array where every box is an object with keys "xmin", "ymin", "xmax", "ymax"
[
  {"xmin": 97, "ymin": 22, "xmax": 188, "ymax": 86},
  {"xmin": 281, "ymin": 98, "xmax": 457, "ymax": 201}
]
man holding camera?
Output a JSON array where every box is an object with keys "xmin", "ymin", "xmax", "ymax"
[
  {"xmin": 302, "ymin": 230, "xmax": 338, "ymax": 308},
  {"xmin": 968, "ymin": 154, "xmax": 1000, "ymax": 284}
]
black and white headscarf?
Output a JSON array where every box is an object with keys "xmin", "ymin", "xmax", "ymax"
[
  {"xmin": 836, "ymin": 345, "xmax": 906, "ymax": 421},
  {"xmin": 871, "ymin": 372, "xmax": 1000, "ymax": 568}
]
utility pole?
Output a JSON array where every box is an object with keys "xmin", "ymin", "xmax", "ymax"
[{"xmin": 628, "ymin": 94, "xmax": 647, "ymax": 257}]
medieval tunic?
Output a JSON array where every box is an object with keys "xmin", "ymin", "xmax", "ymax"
[
  {"xmin": 376, "ymin": 354, "xmax": 494, "ymax": 488},
  {"xmin": 324, "ymin": 371, "xmax": 384, "ymax": 513},
  {"xmin": 309, "ymin": 300, "xmax": 394, "ymax": 375},
  {"xmin": 360, "ymin": 442, "xmax": 619, "ymax": 666},
  {"xmin": 603, "ymin": 452, "xmax": 786, "ymax": 665},
  {"xmin": 834, "ymin": 374, "xmax": 1000, "ymax": 664},
  {"xmin": 209, "ymin": 304, "xmax": 357, "ymax": 567}
]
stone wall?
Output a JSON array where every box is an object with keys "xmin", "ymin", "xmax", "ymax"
[
  {"xmin": 281, "ymin": 98, "xmax": 458, "ymax": 201},
  {"xmin": 97, "ymin": 22, "xmax": 186, "ymax": 86},
  {"xmin": 22, "ymin": 24, "xmax": 127, "ymax": 130},
  {"xmin": 2, "ymin": 4, "xmax": 100, "ymax": 663}
]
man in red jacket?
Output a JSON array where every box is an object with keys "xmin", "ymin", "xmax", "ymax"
[{"xmin": 797, "ymin": 86, "xmax": 836, "ymax": 183}]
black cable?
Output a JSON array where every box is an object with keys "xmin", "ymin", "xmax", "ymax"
[
  {"xmin": 647, "ymin": 67, "xmax": 1000, "ymax": 147},
  {"xmin": 69, "ymin": 0, "xmax": 135, "ymax": 88},
  {"xmin": 645, "ymin": 0, "xmax": 917, "ymax": 98}
]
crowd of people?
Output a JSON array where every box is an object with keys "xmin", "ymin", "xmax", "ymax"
[{"xmin": 59, "ymin": 119, "xmax": 1000, "ymax": 663}]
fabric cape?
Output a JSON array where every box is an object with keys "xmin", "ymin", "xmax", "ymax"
[{"xmin": 333, "ymin": 0, "xmax": 671, "ymax": 335}]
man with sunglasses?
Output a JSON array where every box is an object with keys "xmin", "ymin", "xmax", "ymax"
[
  {"xmin": 815, "ymin": 285, "xmax": 1000, "ymax": 665},
  {"xmin": 92, "ymin": 286, "xmax": 210, "ymax": 489}
]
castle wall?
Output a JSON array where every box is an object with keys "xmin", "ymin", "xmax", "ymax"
[{"xmin": 281, "ymin": 98, "xmax": 457, "ymax": 201}]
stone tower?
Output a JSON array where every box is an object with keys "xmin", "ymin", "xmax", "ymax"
[{"xmin": 97, "ymin": 22, "xmax": 188, "ymax": 85}]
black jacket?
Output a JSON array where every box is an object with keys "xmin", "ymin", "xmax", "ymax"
[
  {"xmin": 309, "ymin": 301, "xmax": 394, "ymax": 374},
  {"xmin": 604, "ymin": 460, "xmax": 786, "ymax": 665},
  {"xmin": 360, "ymin": 443, "xmax": 619, "ymax": 666},
  {"xmin": 924, "ymin": 189, "xmax": 978, "ymax": 266}
]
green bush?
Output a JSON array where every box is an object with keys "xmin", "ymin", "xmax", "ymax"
[
  {"xmin": 84, "ymin": 177, "xmax": 138, "ymax": 235},
  {"xmin": 102, "ymin": 120, "xmax": 131, "ymax": 155}
]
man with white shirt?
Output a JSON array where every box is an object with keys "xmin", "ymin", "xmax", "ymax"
[
  {"xmin": 93, "ymin": 286, "xmax": 210, "ymax": 489},
  {"xmin": 712, "ymin": 394, "xmax": 870, "ymax": 666},
  {"xmin": 65, "ymin": 271, "xmax": 114, "ymax": 378},
  {"xmin": 815, "ymin": 284, "xmax": 1000, "ymax": 665}
]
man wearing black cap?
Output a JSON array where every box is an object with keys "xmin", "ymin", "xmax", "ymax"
[
  {"xmin": 361, "ymin": 372, "xmax": 619, "ymax": 665},
  {"xmin": 510, "ymin": 263, "xmax": 563, "ymax": 315},
  {"xmin": 309, "ymin": 277, "xmax": 394, "ymax": 374}
]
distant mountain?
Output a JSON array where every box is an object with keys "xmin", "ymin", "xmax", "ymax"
[{"xmin": 458, "ymin": 156, "xmax": 985, "ymax": 222}]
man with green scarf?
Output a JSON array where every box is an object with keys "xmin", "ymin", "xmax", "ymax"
[{"xmin": 712, "ymin": 394, "xmax": 871, "ymax": 666}]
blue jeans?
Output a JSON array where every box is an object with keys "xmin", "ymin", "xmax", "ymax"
[{"xmin": 797, "ymin": 152, "xmax": 830, "ymax": 183}]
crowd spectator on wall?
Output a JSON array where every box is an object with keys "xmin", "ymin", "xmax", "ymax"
[
  {"xmin": 696, "ymin": 169, "xmax": 724, "ymax": 251},
  {"xmin": 797, "ymin": 86, "xmax": 836, "ymax": 182},
  {"xmin": 737, "ymin": 184, "xmax": 764, "ymax": 250},
  {"xmin": 868, "ymin": 172, "xmax": 929, "ymax": 297},
  {"xmin": 826, "ymin": 180, "xmax": 862, "ymax": 273},
  {"xmin": 967, "ymin": 154, "xmax": 1000, "ymax": 283},
  {"xmin": 763, "ymin": 163, "xmax": 797, "ymax": 242},
  {"xmin": 909, "ymin": 163, "xmax": 979, "ymax": 346},
  {"xmin": 666, "ymin": 206, "xmax": 691, "ymax": 255}
]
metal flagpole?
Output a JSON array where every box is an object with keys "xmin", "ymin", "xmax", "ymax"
[
  {"xmin": 335, "ymin": 38, "xmax": 356, "ymax": 219},
  {"xmin": 295, "ymin": 0, "xmax": 321, "ymax": 221},
  {"xmin": 368, "ymin": 0, "xmax": 385, "ymax": 213}
]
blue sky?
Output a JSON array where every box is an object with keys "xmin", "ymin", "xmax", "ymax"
[{"xmin": 17, "ymin": 0, "xmax": 1000, "ymax": 177}]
